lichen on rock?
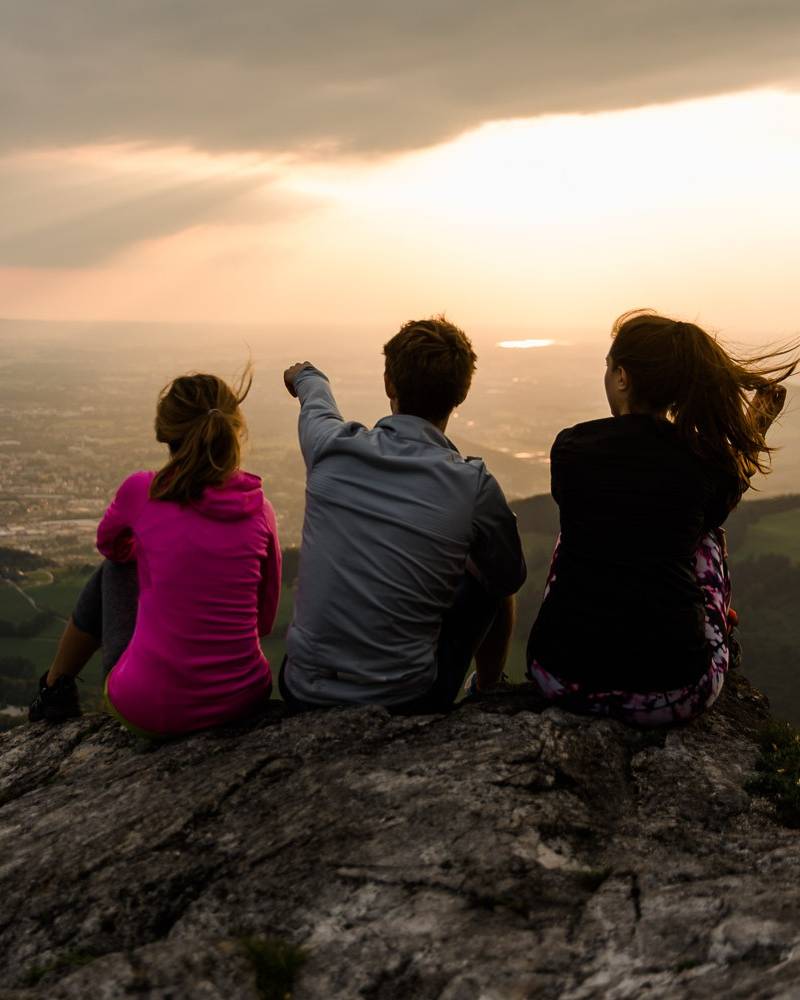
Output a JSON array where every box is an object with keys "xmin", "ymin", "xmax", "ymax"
[{"xmin": 0, "ymin": 673, "xmax": 798, "ymax": 999}]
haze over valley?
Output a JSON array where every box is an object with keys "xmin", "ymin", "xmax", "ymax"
[
  {"xmin": 3, "ymin": 319, "xmax": 798, "ymax": 560},
  {"xmin": 0, "ymin": 320, "xmax": 607, "ymax": 558}
]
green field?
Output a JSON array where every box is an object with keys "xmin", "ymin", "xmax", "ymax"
[
  {"xmin": 732, "ymin": 509, "xmax": 800, "ymax": 565},
  {"xmin": 1, "ymin": 567, "xmax": 109, "ymax": 722},
  {"xmin": 1, "ymin": 573, "xmax": 81, "ymax": 693},
  {"xmin": 0, "ymin": 581, "xmax": 39, "ymax": 621},
  {"xmin": 25, "ymin": 571, "xmax": 94, "ymax": 619}
]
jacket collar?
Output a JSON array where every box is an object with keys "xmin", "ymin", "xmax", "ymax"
[{"xmin": 374, "ymin": 414, "xmax": 459, "ymax": 452}]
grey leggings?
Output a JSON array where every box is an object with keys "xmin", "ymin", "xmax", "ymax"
[{"xmin": 72, "ymin": 561, "xmax": 138, "ymax": 677}]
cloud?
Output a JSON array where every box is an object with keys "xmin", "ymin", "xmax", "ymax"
[
  {"xmin": 0, "ymin": 152, "xmax": 305, "ymax": 266},
  {"xmin": 2, "ymin": 1, "xmax": 800, "ymax": 157}
]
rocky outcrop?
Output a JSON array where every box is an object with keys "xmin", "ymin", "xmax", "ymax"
[{"xmin": 0, "ymin": 674, "xmax": 798, "ymax": 999}]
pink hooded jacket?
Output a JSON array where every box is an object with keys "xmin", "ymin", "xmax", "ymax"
[{"xmin": 98, "ymin": 470, "xmax": 281, "ymax": 735}]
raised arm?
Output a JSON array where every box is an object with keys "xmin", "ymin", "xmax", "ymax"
[
  {"xmin": 284, "ymin": 362, "xmax": 347, "ymax": 468},
  {"xmin": 284, "ymin": 362, "xmax": 365, "ymax": 468},
  {"xmin": 749, "ymin": 384, "xmax": 787, "ymax": 437},
  {"xmin": 257, "ymin": 501, "xmax": 283, "ymax": 637}
]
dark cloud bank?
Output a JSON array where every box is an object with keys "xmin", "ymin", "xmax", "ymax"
[
  {"xmin": 0, "ymin": 158, "xmax": 276, "ymax": 267},
  {"xmin": 3, "ymin": 0, "xmax": 800, "ymax": 156},
  {"xmin": 2, "ymin": 1, "xmax": 799, "ymax": 268}
]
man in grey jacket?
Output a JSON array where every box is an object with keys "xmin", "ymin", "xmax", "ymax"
[{"xmin": 281, "ymin": 315, "xmax": 526, "ymax": 712}]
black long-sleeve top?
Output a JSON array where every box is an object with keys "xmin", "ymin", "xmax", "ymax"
[{"xmin": 527, "ymin": 414, "xmax": 739, "ymax": 692}]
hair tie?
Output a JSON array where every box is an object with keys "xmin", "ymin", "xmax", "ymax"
[{"xmin": 207, "ymin": 408, "xmax": 221, "ymax": 416}]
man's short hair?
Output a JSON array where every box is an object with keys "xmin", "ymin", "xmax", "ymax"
[{"xmin": 383, "ymin": 315, "xmax": 477, "ymax": 424}]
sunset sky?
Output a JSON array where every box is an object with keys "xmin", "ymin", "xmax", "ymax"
[{"xmin": 2, "ymin": 2, "xmax": 800, "ymax": 341}]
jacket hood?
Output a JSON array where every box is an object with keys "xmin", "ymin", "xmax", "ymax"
[{"xmin": 191, "ymin": 471, "xmax": 265, "ymax": 521}]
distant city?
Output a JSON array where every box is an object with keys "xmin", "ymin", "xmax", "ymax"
[{"xmin": 2, "ymin": 319, "xmax": 798, "ymax": 562}]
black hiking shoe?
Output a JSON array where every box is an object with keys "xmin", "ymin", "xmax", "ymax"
[{"xmin": 28, "ymin": 673, "xmax": 82, "ymax": 723}]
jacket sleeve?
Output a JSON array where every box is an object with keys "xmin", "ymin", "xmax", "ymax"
[
  {"xmin": 96, "ymin": 472, "xmax": 149, "ymax": 563},
  {"xmin": 258, "ymin": 500, "xmax": 283, "ymax": 637},
  {"xmin": 469, "ymin": 465, "xmax": 527, "ymax": 597},
  {"xmin": 295, "ymin": 366, "xmax": 363, "ymax": 468}
]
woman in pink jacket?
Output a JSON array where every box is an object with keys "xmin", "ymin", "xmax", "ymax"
[{"xmin": 29, "ymin": 369, "xmax": 281, "ymax": 737}]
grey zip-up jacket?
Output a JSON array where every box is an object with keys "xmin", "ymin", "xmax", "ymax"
[{"xmin": 284, "ymin": 367, "xmax": 526, "ymax": 706}]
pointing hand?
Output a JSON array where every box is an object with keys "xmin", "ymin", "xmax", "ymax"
[{"xmin": 283, "ymin": 362, "xmax": 314, "ymax": 398}]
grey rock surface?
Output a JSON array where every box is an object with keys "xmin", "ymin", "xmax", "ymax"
[{"xmin": 0, "ymin": 674, "xmax": 798, "ymax": 999}]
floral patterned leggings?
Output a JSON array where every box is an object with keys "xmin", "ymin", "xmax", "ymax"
[{"xmin": 527, "ymin": 530, "xmax": 731, "ymax": 726}]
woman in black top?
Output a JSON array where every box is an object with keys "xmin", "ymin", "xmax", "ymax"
[{"xmin": 527, "ymin": 309, "xmax": 797, "ymax": 725}]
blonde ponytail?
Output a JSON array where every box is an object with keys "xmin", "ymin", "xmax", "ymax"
[{"xmin": 150, "ymin": 365, "xmax": 253, "ymax": 504}]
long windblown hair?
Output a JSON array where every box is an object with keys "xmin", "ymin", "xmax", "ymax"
[
  {"xmin": 150, "ymin": 365, "xmax": 253, "ymax": 504},
  {"xmin": 610, "ymin": 310, "xmax": 798, "ymax": 497}
]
